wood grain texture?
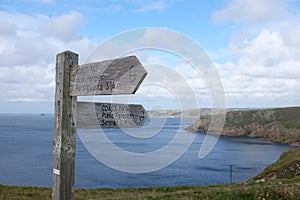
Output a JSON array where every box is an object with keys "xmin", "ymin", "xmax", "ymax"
[
  {"xmin": 77, "ymin": 102, "xmax": 148, "ymax": 128},
  {"xmin": 69, "ymin": 56, "xmax": 147, "ymax": 96},
  {"xmin": 52, "ymin": 51, "xmax": 78, "ymax": 200}
]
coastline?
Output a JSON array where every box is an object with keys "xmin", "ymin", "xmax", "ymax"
[{"xmin": 185, "ymin": 107, "xmax": 300, "ymax": 147}]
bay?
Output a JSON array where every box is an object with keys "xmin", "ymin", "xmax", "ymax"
[{"xmin": 0, "ymin": 114, "xmax": 293, "ymax": 188}]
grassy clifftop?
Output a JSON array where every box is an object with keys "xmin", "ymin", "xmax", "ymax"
[
  {"xmin": 1, "ymin": 178, "xmax": 299, "ymax": 200},
  {"xmin": 224, "ymin": 107, "xmax": 300, "ymax": 129},
  {"xmin": 251, "ymin": 147, "xmax": 300, "ymax": 181},
  {"xmin": 187, "ymin": 107, "xmax": 300, "ymax": 146}
]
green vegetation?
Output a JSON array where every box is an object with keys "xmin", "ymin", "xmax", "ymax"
[
  {"xmin": 253, "ymin": 147, "xmax": 300, "ymax": 180},
  {"xmin": 1, "ymin": 178, "xmax": 300, "ymax": 200},
  {"xmin": 282, "ymin": 119, "xmax": 300, "ymax": 129},
  {"xmin": 0, "ymin": 184, "xmax": 51, "ymax": 199},
  {"xmin": 224, "ymin": 107, "xmax": 300, "ymax": 129}
]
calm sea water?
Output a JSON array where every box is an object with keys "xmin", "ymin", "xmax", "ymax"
[{"xmin": 0, "ymin": 114, "xmax": 293, "ymax": 188}]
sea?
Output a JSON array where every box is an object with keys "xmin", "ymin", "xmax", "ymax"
[{"xmin": 0, "ymin": 113, "xmax": 293, "ymax": 188}]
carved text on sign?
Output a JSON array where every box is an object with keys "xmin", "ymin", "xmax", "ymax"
[
  {"xmin": 69, "ymin": 56, "xmax": 147, "ymax": 96},
  {"xmin": 77, "ymin": 102, "xmax": 148, "ymax": 128}
]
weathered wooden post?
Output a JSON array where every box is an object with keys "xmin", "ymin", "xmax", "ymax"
[
  {"xmin": 52, "ymin": 51, "xmax": 78, "ymax": 200},
  {"xmin": 52, "ymin": 50, "xmax": 147, "ymax": 199},
  {"xmin": 230, "ymin": 164, "xmax": 233, "ymax": 184}
]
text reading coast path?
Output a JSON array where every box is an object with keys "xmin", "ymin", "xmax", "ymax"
[{"xmin": 77, "ymin": 102, "xmax": 148, "ymax": 128}]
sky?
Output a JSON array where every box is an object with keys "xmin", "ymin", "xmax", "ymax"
[{"xmin": 0, "ymin": 0, "xmax": 300, "ymax": 113}]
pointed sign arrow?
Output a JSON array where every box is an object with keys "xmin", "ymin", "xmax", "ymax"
[
  {"xmin": 53, "ymin": 51, "xmax": 148, "ymax": 200},
  {"xmin": 69, "ymin": 55, "xmax": 147, "ymax": 96},
  {"xmin": 77, "ymin": 102, "xmax": 148, "ymax": 128}
]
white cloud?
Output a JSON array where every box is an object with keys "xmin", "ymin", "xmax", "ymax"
[
  {"xmin": 212, "ymin": 0, "xmax": 288, "ymax": 24},
  {"xmin": 139, "ymin": 28, "xmax": 185, "ymax": 50},
  {"xmin": 0, "ymin": 11, "xmax": 95, "ymax": 103},
  {"xmin": 0, "ymin": 20, "xmax": 17, "ymax": 36},
  {"xmin": 212, "ymin": 0, "xmax": 300, "ymax": 107},
  {"xmin": 216, "ymin": 28, "xmax": 300, "ymax": 107},
  {"xmin": 41, "ymin": 11, "xmax": 85, "ymax": 41},
  {"xmin": 134, "ymin": 56, "xmax": 210, "ymax": 109},
  {"xmin": 0, "ymin": 64, "xmax": 55, "ymax": 102},
  {"xmin": 230, "ymin": 29, "xmax": 288, "ymax": 66}
]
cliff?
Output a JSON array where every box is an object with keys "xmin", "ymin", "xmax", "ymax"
[
  {"xmin": 250, "ymin": 147, "xmax": 300, "ymax": 181},
  {"xmin": 186, "ymin": 107, "xmax": 300, "ymax": 146}
]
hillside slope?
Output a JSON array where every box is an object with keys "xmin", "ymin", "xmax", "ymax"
[
  {"xmin": 186, "ymin": 107, "xmax": 300, "ymax": 146},
  {"xmin": 250, "ymin": 147, "xmax": 300, "ymax": 181}
]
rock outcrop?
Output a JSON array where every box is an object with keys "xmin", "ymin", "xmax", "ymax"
[{"xmin": 186, "ymin": 107, "xmax": 300, "ymax": 147}]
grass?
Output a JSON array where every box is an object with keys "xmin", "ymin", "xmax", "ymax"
[
  {"xmin": 253, "ymin": 147, "xmax": 300, "ymax": 180},
  {"xmin": 224, "ymin": 107, "xmax": 300, "ymax": 129},
  {"xmin": 282, "ymin": 119, "xmax": 300, "ymax": 129},
  {"xmin": 1, "ymin": 178, "xmax": 300, "ymax": 200}
]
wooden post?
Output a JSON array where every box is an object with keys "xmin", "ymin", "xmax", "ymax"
[
  {"xmin": 230, "ymin": 165, "xmax": 233, "ymax": 184},
  {"xmin": 52, "ymin": 51, "xmax": 147, "ymax": 199},
  {"xmin": 52, "ymin": 51, "xmax": 78, "ymax": 200}
]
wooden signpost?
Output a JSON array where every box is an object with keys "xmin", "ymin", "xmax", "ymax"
[{"xmin": 52, "ymin": 51, "xmax": 147, "ymax": 200}]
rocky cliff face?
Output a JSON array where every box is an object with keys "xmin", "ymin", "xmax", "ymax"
[{"xmin": 186, "ymin": 107, "xmax": 300, "ymax": 146}]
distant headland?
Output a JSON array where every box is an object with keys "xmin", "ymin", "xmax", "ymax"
[{"xmin": 185, "ymin": 107, "xmax": 300, "ymax": 147}]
